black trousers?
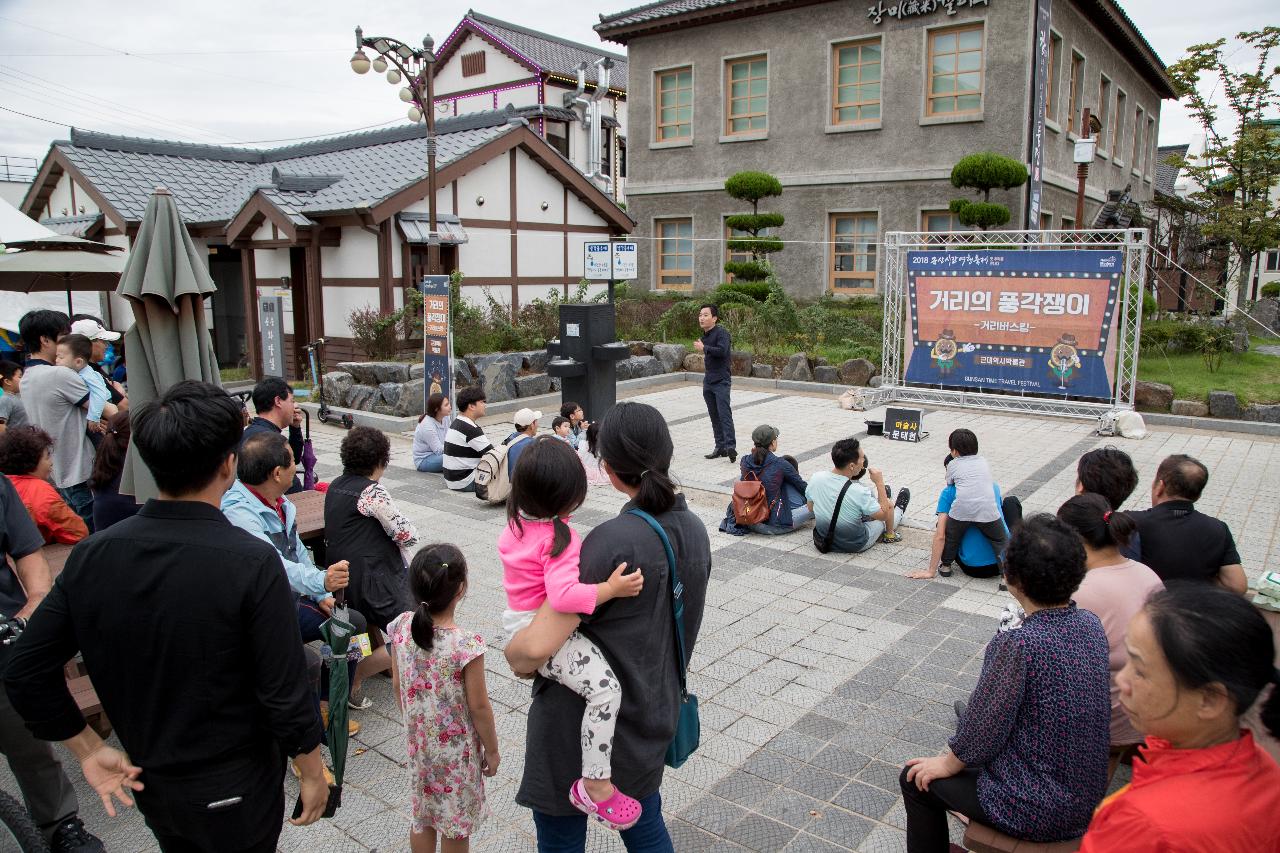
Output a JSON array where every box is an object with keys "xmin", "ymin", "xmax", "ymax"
[
  {"xmin": 137, "ymin": 750, "xmax": 286, "ymax": 853},
  {"xmin": 703, "ymin": 378, "xmax": 736, "ymax": 452},
  {"xmin": 955, "ymin": 496, "xmax": 1023, "ymax": 578},
  {"xmin": 899, "ymin": 766, "xmax": 989, "ymax": 853},
  {"xmin": 940, "ymin": 518, "xmax": 1008, "ymax": 567}
]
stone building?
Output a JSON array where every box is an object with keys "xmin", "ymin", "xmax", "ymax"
[{"xmin": 596, "ymin": 0, "xmax": 1175, "ymax": 297}]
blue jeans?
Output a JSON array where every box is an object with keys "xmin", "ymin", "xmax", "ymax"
[
  {"xmin": 702, "ymin": 379, "xmax": 735, "ymax": 452},
  {"xmin": 57, "ymin": 481, "xmax": 94, "ymax": 534},
  {"xmin": 415, "ymin": 452, "xmax": 444, "ymax": 473},
  {"xmin": 531, "ymin": 790, "xmax": 673, "ymax": 853}
]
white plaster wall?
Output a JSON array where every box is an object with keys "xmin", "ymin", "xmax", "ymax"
[
  {"xmin": 321, "ymin": 227, "xmax": 378, "ymax": 279},
  {"xmin": 254, "ymin": 246, "xmax": 290, "ymax": 279},
  {"xmin": 565, "ymin": 193, "xmax": 598, "ymax": 227},
  {"xmin": 402, "ymin": 184, "xmax": 456, "ymax": 217},
  {"xmin": 518, "ymin": 284, "xmax": 568, "ymax": 305},
  {"xmin": 471, "ymin": 284, "xmax": 511, "ymax": 307},
  {"xmin": 251, "ymin": 221, "xmax": 274, "ymax": 241},
  {"xmin": 517, "ymin": 231, "xmax": 566, "ymax": 277},
  {"xmin": 434, "ymin": 33, "xmax": 533, "ymax": 94},
  {"xmin": 565, "ymin": 232, "xmax": 608, "ymax": 279},
  {"xmin": 457, "ymin": 227, "xmax": 511, "ymax": 278},
  {"xmin": 320, "ymin": 286, "xmax": 381, "ymax": 338},
  {"xmin": 455, "ymin": 158, "xmax": 511, "ymax": 221},
  {"xmin": 451, "ymin": 93, "xmax": 499, "ymax": 115},
  {"xmin": 516, "ymin": 153, "xmax": 567, "ymax": 222},
  {"xmin": 44, "ymin": 174, "xmax": 100, "ymax": 219}
]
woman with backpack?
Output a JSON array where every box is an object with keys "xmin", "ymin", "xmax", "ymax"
[{"xmin": 732, "ymin": 425, "xmax": 811, "ymax": 535}]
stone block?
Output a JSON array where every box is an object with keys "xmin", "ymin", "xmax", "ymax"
[
  {"xmin": 869, "ymin": 375, "xmax": 883, "ymax": 388},
  {"xmin": 514, "ymin": 373, "xmax": 552, "ymax": 398},
  {"xmin": 683, "ymin": 353, "xmax": 705, "ymax": 373},
  {"xmin": 1251, "ymin": 297, "xmax": 1280, "ymax": 334},
  {"xmin": 394, "ymin": 378, "xmax": 425, "ymax": 417},
  {"xmin": 408, "ymin": 362, "xmax": 425, "ymax": 380},
  {"xmin": 1243, "ymin": 403, "xmax": 1280, "ymax": 424},
  {"xmin": 730, "ymin": 350, "xmax": 753, "ymax": 377},
  {"xmin": 336, "ymin": 361, "xmax": 410, "ymax": 385},
  {"xmin": 344, "ymin": 384, "xmax": 378, "ymax": 411},
  {"xmin": 652, "ymin": 343, "xmax": 688, "ymax": 373},
  {"xmin": 377, "ymin": 382, "xmax": 403, "ymax": 411},
  {"xmin": 550, "ymin": 376, "xmax": 562, "ymax": 392},
  {"xmin": 480, "ymin": 360, "xmax": 518, "ymax": 403},
  {"xmin": 628, "ymin": 341, "xmax": 654, "ymax": 356},
  {"xmin": 321, "ymin": 371, "xmax": 352, "ymax": 405},
  {"xmin": 1134, "ymin": 380, "xmax": 1174, "ymax": 412},
  {"xmin": 520, "ymin": 350, "xmax": 550, "ymax": 374},
  {"xmin": 815, "ymin": 357, "xmax": 829, "ymax": 366},
  {"xmin": 1208, "ymin": 390, "xmax": 1241, "ymax": 420},
  {"xmin": 839, "ymin": 358, "xmax": 877, "ymax": 387},
  {"xmin": 781, "ymin": 352, "xmax": 813, "ymax": 382},
  {"xmin": 751, "ymin": 363, "xmax": 774, "ymax": 379},
  {"xmin": 1170, "ymin": 399, "xmax": 1208, "ymax": 417},
  {"xmin": 626, "ymin": 355, "xmax": 664, "ymax": 378},
  {"xmin": 453, "ymin": 360, "xmax": 475, "ymax": 387},
  {"xmin": 466, "ymin": 352, "xmax": 522, "ymax": 376},
  {"xmin": 814, "ymin": 365, "xmax": 840, "ymax": 384},
  {"xmin": 614, "ymin": 359, "xmax": 634, "ymax": 381}
]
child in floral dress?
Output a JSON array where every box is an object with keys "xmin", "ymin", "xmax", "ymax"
[{"xmin": 389, "ymin": 544, "xmax": 500, "ymax": 852}]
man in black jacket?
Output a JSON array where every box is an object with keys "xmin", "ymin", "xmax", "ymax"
[
  {"xmin": 693, "ymin": 303, "xmax": 736, "ymax": 461},
  {"xmin": 243, "ymin": 376, "xmax": 305, "ymax": 493},
  {"xmin": 5, "ymin": 381, "xmax": 328, "ymax": 852}
]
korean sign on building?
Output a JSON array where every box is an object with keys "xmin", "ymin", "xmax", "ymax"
[
  {"xmin": 866, "ymin": 0, "xmax": 989, "ymax": 25},
  {"xmin": 257, "ymin": 295, "xmax": 285, "ymax": 377},
  {"xmin": 904, "ymin": 249, "xmax": 1123, "ymax": 400},
  {"xmin": 418, "ymin": 275, "xmax": 453, "ymax": 404}
]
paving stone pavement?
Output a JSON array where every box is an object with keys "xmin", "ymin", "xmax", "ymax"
[{"xmin": 5, "ymin": 382, "xmax": 1278, "ymax": 852}]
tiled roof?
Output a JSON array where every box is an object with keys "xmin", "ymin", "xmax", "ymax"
[
  {"xmin": 53, "ymin": 109, "xmax": 524, "ymax": 226},
  {"xmin": 1154, "ymin": 144, "xmax": 1189, "ymax": 198},
  {"xmin": 39, "ymin": 213, "xmax": 102, "ymax": 237},
  {"xmin": 597, "ymin": 0, "xmax": 733, "ymax": 30},
  {"xmin": 464, "ymin": 11, "xmax": 627, "ymax": 89}
]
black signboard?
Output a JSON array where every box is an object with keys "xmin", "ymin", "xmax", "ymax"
[{"xmin": 884, "ymin": 407, "xmax": 925, "ymax": 442}]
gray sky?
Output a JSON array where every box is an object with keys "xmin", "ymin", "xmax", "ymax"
[{"xmin": 0, "ymin": 0, "xmax": 1274, "ymax": 172}]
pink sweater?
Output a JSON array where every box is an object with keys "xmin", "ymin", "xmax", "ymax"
[{"xmin": 498, "ymin": 518, "xmax": 598, "ymax": 615}]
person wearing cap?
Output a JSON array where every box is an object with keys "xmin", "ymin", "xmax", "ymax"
[
  {"xmin": 737, "ymin": 424, "xmax": 812, "ymax": 534},
  {"xmin": 69, "ymin": 316, "xmax": 127, "ymax": 411},
  {"xmin": 505, "ymin": 408, "xmax": 541, "ymax": 477}
]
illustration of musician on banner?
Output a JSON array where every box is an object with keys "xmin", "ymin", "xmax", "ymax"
[{"xmin": 905, "ymin": 249, "xmax": 1123, "ymax": 400}]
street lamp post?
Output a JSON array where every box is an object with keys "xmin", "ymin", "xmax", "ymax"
[
  {"xmin": 350, "ymin": 26, "xmax": 440, "ymax": 275},
  {"xmin": 1072, "ymin": 108, "xmax": 1102, "ymax": 231}
]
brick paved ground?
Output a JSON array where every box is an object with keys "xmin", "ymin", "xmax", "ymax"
[{"xmin": 6, "ymin": 382, "xmax": 1278, "ymax": 852}]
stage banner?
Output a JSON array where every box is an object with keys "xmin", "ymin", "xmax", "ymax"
[
  {"xmin": 418, "ymin": 275, "xmax": 453, "ymax": 403},
  {"xmin": 905, "ymin": 249, "xmax": 1122, "ymax": 400}
]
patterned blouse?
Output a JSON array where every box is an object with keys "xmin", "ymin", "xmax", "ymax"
[
  {"xmin": 357, "ymin": 481, "xmax": 420, "ymax": 567},
  {"xmin": 950, "ymin": 604, "xmax": 1112, "ymax": 842}
]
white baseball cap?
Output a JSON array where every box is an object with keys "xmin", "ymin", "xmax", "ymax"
[
  {"xmin": 70, "ymin": 319, "xmax": 121, "ymax": 341},
  {"xmin": 513, "ymin": 408, "xmax": 542, "ymax": 428}
]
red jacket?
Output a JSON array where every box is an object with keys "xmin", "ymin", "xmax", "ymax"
[
  {"xmin": 7, "ymin": 474, "xmax": 88, "ymax": 545},
  {"xmin": 1080, "ymin": 730, "xmax": 1280, "ymax": 852}
]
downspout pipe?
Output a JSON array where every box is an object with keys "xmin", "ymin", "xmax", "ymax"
[{"xmin": 587, "ymin": 57, "xmax": 614, "ymax": 183}]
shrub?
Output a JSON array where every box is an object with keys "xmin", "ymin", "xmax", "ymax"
[
  {"xmin": 657, "ymin": 300, "xmax": 703, "ymax": 340},
  {"xmin": 348, "ymin": 305, "xmax": 400, "ymax": 360},
  {"xmin": 1263, "ymin": 282, "xmax": 1280, "ymax": 298},
  {"xmin": 952, "ymin": 200, "xmax": 1012, "ymax": 230},
  {"xmin": 714, "ymin": 281, "xmax": 772, "ymax": 302},
  {"xmin": 1141, "ymin": 319, "xmax": 1235, "ymax": 372},
  {"xmin": 724, "ymin": 172, "xmax": 783, "ymax": 202},
  {"xmin": 949, "ymin": 151, "xmax": 1029, "ymax": 232},
  {"xmin": 724, "ymin": 170, "xmax": 785, "ymax": 283}
]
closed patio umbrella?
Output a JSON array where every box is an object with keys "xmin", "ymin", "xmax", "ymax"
[{"xmin": 118, "ymin": 186, "xmax": 221, "ymax": 502}]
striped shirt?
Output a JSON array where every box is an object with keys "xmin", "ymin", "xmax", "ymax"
[{"xmin": 442, "ymin": 416, "xmax": 492, "ymax": 489}]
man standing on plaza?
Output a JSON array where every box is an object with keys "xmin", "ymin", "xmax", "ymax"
[
  {"xmin": 17, "ymin": 310, "xmax": 95, "ymax": 530},
  {"xmin": 244, "ymin": 376, "xmax": 306, "ymax": 494},
  {"xmin": 694, "ymin": 303, "xmax": 736, "ymax": 461},
  {"xmin": 5, "ymin": 381, "xmax": 329, "ymax": 850}
]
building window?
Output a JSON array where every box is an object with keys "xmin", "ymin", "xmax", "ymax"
[
  {"xmin": 601, "ymin": 128, "xmax": 612, "ymax": 174},
  {"xmin": 545, "ymin": 121, "xmax": 569, "ymax": 159},
  {"xmin": 1145, "ymin": 116, "xmax": 1156, "ymax": 174},
  {"xmin": 618, "ymin": 136, "xmax": 627, "ymax": 179},
  {"xmin": 927, "ymin": 24, "xmax": 984, "ymax": 116},
  {"xmin": 1112, "ymin": 89, "xmax": 1127, "ymax": 160},
  {"xmin": 461, "ymin": 50, "xmax": 486, "ymax": 77},
  {"xmin": 1067, "ymin": 51, "xmax": 1084, "ymax": 134},
  {"xmin": 1046, "ymin": 33, "xmax": 1061, "ymax": 121},
  {"xmin": 1097, "ymin": 75, "xmax": 1112, "ymax": 151},
  {"xmin": 1039, "ymin": 212, "xmax": 1052, "ymax": 230},
  {"xmin": 655, "ymin": 67, "xmax": 693, "ymax": 142},
  {"xmin": 1061, "ymin": 215, "xmax": 1075, "ymax": 230},
  {"xmin": 1132, "ymin": 106, "xmax": 1144, "ymax": 169},
  {"xmin": 830, "ymin": 213, "xmax": 878, "ymax": 290},
  {"xmin": 725, "ymin": 55, "xmax": 768, "ymax": 134},
  {"xmin": 656, "ymin": 218, "xmax": 693, "ymax": 290},
  {"xmin": 1267, "ymin": 250, "xmax": 1280, "ymax": 272},
  {"xmin": 922, "ymin": 209, "xmax": 967, "ymax": 232},
  {"xmin": 832, "ymin": 39, "xmax": 881, "ymax": 125}
]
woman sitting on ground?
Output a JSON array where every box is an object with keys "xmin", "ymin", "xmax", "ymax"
[
  {"xmin": 0, "ymin": 425, "xmax": 88, "ymax": 544},
  {"xmin": 900, "ymin": 514, "xmax": 1111, "ymax": 852},
  {"xmin": 1079, "ymin": 585, "xmax": 1280, "ymax": 852},
  {"xmin": 412, "ymin": 392, "xmax": 452, "ymax": 473},
  {"xmin": 736, "ymin": 424, "xmax": 811, "ymax": 534},
  {"xmin": 89, "ymin": 411, "xmax": 141, "ymax": 532},
  {"xmin": 1057, "ymin": 493, "xmax": 1163, "ymax": 749}
]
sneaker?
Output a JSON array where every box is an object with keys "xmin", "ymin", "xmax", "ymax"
[
  {"xmin": 880, "ymin": 531, "xmax": 904, "ymax": 544},
  {"xmin": 894, "ymin": 487, "xmax": 911, "ymax": 513},
  {"xmin": 939, "ymin": 564, "xmax": 953, "ymax": 578},
  {"xmin": 51, "ymin": 817, "xmax": 104, "ymax": 853}
]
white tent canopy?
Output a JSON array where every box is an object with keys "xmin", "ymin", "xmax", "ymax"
[
  {"xmin": 0, "ymin": 197, "xmax": 56, "ymax": 245},
  {"xmin": 0, "ymin": 198, "xmax": 109, "ymax": 329}
]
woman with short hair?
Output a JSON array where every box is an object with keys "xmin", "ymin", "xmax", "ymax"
[
  {"xmin": 900, "ymin": 514, "xmax": 1111, "ymax": 852},
  {"xmin": 0, "ymin": 425, "xmax": 88, "ymax": 544}
]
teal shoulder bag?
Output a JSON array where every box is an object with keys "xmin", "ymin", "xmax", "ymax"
[{"xmin": 627, "ymin": 508, "xmax": 700, "ymax": 769}]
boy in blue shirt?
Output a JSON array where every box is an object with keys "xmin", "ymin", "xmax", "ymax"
[{"xmin": 55, "ymin": 334, "xmax": 117, "ymax": 443}]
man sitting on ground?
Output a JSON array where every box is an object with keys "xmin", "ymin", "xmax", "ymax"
[
  {"xmin": 243, "ymin": 376, "xmax": 305, "ymax": 494},
  {"xmin": 1075, "ymin": 446, "xmax": 1141, "ymax": 559},
  {"xmin": 806, "ymin": 437, "xmax": 910, "ymax": 553},
  {"xmin": 1127, "ymin": 454, "xmax": 1246, "ymax": 594},
  {"xmin": 504, "ymin": 408, "xmax": 540, "ymax": 475},
  {"xmin": 442, "ymin": 387, "xmax": 493, "ymax": 492}
]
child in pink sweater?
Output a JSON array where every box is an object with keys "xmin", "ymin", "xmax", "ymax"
[{"xmin": 497, "ymin": 437, "xmax": 644, "ymax": 831}]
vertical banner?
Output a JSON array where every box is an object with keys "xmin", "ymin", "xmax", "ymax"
[
  {"xmin": 418, "ymin": 275, "xmax": 453, "ymax": 405},
  {"xmin": 257, "ymin": 295, "xmax": 285, "ymax": 377},
  {"xmin": 1026, "ymin": 0, "xmax": 1053, "ymax": 229},
  {"xmin": 905, "ymin": 249, "xmax": 1122, "ymax": 400}
]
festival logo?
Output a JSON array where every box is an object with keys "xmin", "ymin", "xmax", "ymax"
[
  {"xmin": 1048, "ymin": 333, "xmax": 1082, "ymax": 389},
  {"xmin": 931, "ymin": 329, "xmax": 960, "ymax": 377}
]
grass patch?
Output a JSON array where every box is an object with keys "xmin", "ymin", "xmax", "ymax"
[
  {"xmin": 220, "ymin": 367, "xmax": 251, "ymax": 382},
  {"xmin": 1138, "ymin": 349, "xmax": 1280, "ymax": 406}
]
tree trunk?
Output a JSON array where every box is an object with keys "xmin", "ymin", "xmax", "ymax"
[{"xmin": 1234, "ymin": 248, "xmax": 1253, "ymax": 312}]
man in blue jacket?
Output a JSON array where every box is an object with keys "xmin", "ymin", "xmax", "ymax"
[{"xmin": 694, "ymin": 303, "xmax": 736, "ymax": 462}]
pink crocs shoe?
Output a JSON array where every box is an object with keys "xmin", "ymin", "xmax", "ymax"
[{"xmin": 568, "ymin": 777, "xmax": 642, "ymax": 831}]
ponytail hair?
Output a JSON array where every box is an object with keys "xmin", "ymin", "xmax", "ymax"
[
  {"xmin": 506, "ymin": 437, "xmax": 587, "ymax": 558},
  {"xmin": 408, "ymin": 544, "xmax": 468, "ymax": 651},
  {"xmin": 598, "ymin": 402, "xmax": 677, "ymax": 516},
  {"xmin": 1057, "ymin": 492, "xmax": 1136, "ymax": 550},
  {"xmin": 1146, "ymin": 585, "xmax": 1280, "ymax": 738}
]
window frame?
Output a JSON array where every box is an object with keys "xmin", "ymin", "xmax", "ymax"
[
  {"xmin": 829, "ymin": 211, "xmax": 879, "ymax": 292},
  {"xmin": 723, "ymin": 52, "xmax": 769, "ymax": 138},
  {"xmin": 1112, "ymin": 88, "xmax": 1127, "ymax": 165},
  {"xmin": 1097, "ymin": 74, "xmax": 1112, "ymax": 155},
  {"xmin": 830, "ymin": 37, "xmax": 883, "ymax": 128},
  {"xmin": 653, "ymin": 65, "xmax": 694, "ymax": 145},
  {"xmin": 1046, "ymin": 31, "xmax": 1062, "ymax": 124},
  {"xmin": 920, "ymin": 208, "xmax": 968, "ymax": 234},
  {"xmin": 1131, "ymin": 105, "xmax": 1144, "ymax": 175},
  {"xmin": 655, "ymin": 217, "xmax": 694, "ymax": 291},
  {"xmin": 1145, "ymin": 116, "xmax": 1156, "ymax": 179},
  {"xmin": 1265, "ymin": 250, "xmax": 1280, "ymax": 273},
  {"xmin": 924, "ymin": 22, "xmax": 986, "ymax": 119},
  {"xmin": 1066, "ymin": 50, "xmax": 1085, "ymax": 135}
]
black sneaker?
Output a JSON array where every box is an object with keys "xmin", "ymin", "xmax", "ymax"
[
  {"xmin": 939, "ymin": 564, "xmax": 953, "ymax": 577},
  {"xmin": 894, "ymin": 487, "xmax": 911, "ymax": 513},
  {"xmin": 725, "ymin": 449, "xmax": 738, "ymax": 463},
  {"xmin": 51, "ymin": 817, "xmax": 104, "ymax": 853}
]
